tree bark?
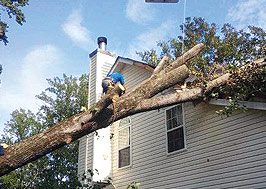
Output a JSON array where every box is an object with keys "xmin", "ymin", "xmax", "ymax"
[
  {"xmin": 0, "ymin": 44, "xmax": 264, "ymax": 177},
  {"xmin": 152, "ymin": 55, "xmax": 169, "ymax": 75}
]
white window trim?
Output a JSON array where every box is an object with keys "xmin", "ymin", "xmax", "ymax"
[
  {"xmin": 165, "ymin": 104, "xmax": 187, "ymax": 156},
  {"xmin": 117, "ymin": 117, "xmax": 132, "ymax": 170}
]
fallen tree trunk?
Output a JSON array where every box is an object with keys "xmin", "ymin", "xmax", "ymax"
[{"xmin": 0, "ymin": 43, "xmax": 265, "ymax": 176}]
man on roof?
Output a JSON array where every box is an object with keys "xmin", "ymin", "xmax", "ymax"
[
  {"xmin": 102, "ymin": 72, "xmax": 126, "ymax": 111},
  {"xmin": 102, "ymin": 72, "xmax": 125, "ymax": 94}
]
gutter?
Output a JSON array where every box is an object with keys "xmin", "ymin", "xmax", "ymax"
[{"xmin": 209, "ymin": 99, "xmax": 266, "ymax": 111}]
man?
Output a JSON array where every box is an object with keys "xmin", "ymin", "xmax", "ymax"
[
  {"xmin": 102, "ymin": 72, "xmax": 126, "ymax": 94},
  {"xmin": 102, "ymin": 72, "xmax": 126, "ymax": 111}
]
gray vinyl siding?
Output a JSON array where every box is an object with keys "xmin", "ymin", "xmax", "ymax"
[
  {"xmin": 77, "ymin": 135, "xmax": 94, "ymax": 177},
  {"xmin": 111, "ymin": 70, "xmax": 266, "ymax": 188},
  {"xmin": 89, "ymin": 56, "xmax": 97, "ymax": 106},
  {"xmin": 78, "ymin": 136, "xmax": 86, "ymax": 177},
  {"xmin": 120, "ymin": 64, "xmax": 151, "ymax": 91},
  {"xmin": 87, "ymin": 135, "xmax": 94, "ymax": 173}
]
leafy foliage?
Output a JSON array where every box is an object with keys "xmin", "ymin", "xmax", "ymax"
[
  {"xmin": 0, "ymin": 109, "xmax": 49, "ymax": 189},
  {"xmin": 136, "ymin": 49, "xmax": 158, "ymax": 67},
  {"xmin": 0, "ymin": 74, "xmax": 89, "ymax": 188},
  {"xmin": 79, "ymin": 169, "xmax": 112, "ymax": 189},
  {"xmin": 138, "ymin": 17, "xmax": 266, "ymax": 116},
  {"xmin": 0, "ymin": 0, "xmax": 29, "ymax": 45},
  {"xmin": 2, "ymin": 109, "xmax": 42, "ymax": 143},
  {"xmin": 139, "ymin": 17, "xmax": 265, "ymax": 73},
  {"xmin": 216, "ymin": 61, "xmax": 266, "ymax": 116},
  {"xmin": 37, "ymin": 74, "xmax": 88, "ymax": 128},
  {"xmin": 127, "ymin": 181, "xmax": 140, "ymax": 189}
]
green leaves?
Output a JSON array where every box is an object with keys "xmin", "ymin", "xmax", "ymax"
[
  {"xmin": 127, "ymin": 181, "xmax": 141, "ymax": 189},
  {"xmin": 34, "ymin": 74, "xmax": 88, "ymax": 187},
  {"xmin": 0, "ymin": 74, "xmax": 89, "ymax": 188},
  {"xmin": 0, "ymin": 0, "xmax": 29, "ymax": 45},
  {"xmin": 138, "ymin": 16, "xmax": 265, "ymax": 116},
  {"xmin": 218, "ymin": 63, "xmax": 266, "ymax": 116},
  {"xmin": 37, "ymin": 74, "xmax": 88, "ymax": 127},
  {"xmin": 3, "ymin": 109, "xmax": 41, "ymax": 143},
  {"xmin": 136, "ymin": 49, "xmax": 158, "ymax": 67}
]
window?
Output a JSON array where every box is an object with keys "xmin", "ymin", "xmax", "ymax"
[
  {"xmin": 118, "ymin": 117, "xmax": 131, "ymax": 168},
  {"xmin": 165, "ymin": 104, "xmax": 186, "ymax": 154}
]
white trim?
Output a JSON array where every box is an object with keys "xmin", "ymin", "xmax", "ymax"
[
  {"xmin": 117, "ymin": 117, "xmax": 132, "ymax": 170},
  {"xmin": 209, "ymin": 99, "xmax": 266, "ymax": 111},
  {"xmin": 165, "ymin": 104, "xmax": 187, "ymax": 156},
  {"xmin": 109, "ymin": 62, "xmax": 122, "ymax": 75},
  {"xmin": 109, "ymin": 58, "xmax": 133, "ymax": 74},
  {"xmin": 109, "ymin": 56, "xmax": 154, "ymax": 75}
]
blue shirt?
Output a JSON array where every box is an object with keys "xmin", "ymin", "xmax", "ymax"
[{"xmin": 108, "ymin": 72, "xmax": 125, "ymax": 85}]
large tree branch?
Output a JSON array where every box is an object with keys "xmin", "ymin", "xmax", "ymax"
[
  {"xmin": 135, "ymin": 58, "xmax": 266, "ymax": 112},
  {"xmin": 0, "ymin": 64, "xmax": 190, "ymax": 176},
  {"xmin": 164, "ymin": 43, "xmax": 205, "ymax": 72},
  {"xmin": 152, "ymin": 55, "xmax": 169, "ymax": 75}
]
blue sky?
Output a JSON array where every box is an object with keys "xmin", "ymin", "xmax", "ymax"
[{"xmin": 0, "ymin": 0, "xmax": 265, "ymax": 135}]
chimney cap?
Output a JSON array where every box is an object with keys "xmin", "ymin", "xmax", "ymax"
[{"xmin": 97, "ymin": 37, "xmax": 107, "ymax": 45}]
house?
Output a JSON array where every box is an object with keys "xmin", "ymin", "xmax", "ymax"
[{"xmin": 78, "ymin": 37, "xmax": 266, "ymax": 188}]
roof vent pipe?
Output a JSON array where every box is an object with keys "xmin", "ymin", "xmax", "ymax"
[{"xmin": 97, "ymin": 37, "xmax": 107, "ymax": 51}]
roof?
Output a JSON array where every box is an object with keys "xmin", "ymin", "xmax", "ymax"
[{"xmin": 108, "ymin": 56, "xmax": 155, "ymax": 75}]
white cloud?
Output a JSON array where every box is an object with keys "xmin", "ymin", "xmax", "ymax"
[
  {"xmin": 62, "ymin": 10, "xmax": 94, "ymax": 49},
  {"xmin": 227, "ymin": 0, "xmax": 266, "ymax": 30},
  {"xmin": 126, "ymin": 0, "xmax": 155, "ymax": 24},
  {"xmin": 127, "ymin": 20, "xmax": 175, "ymax": 59},
  {"xmin": 21, "ymin": 45, "xmax": 63, "ymax": 98},
  {"xmin": 0, "ymin": 45, "xmax": 63, "ymax": 128}
]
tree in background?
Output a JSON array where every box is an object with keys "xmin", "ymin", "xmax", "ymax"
[
  {"xmin": 35, "ymin": 74, "xmax": 88, "ymax": 188},
  {"xmin": 0, "ymin": 109, "xmax": 45, "ymax": 188},
  {"xmin": 0, "ymin": 0, "xmax": 29, "ymax": 80},
  {"xmin": 137, "ymin": 17, "xmax": 266, "ymax": 115},
  {"xmin": 0, "ymin": 0, "xmax": 29, "ymax": 45},
  {"xmin": 138, "ymin": 17, "xmax": 265, "ymax": 70},
  {"xmin": 0, "ymin": 74, "xmax": 88, "ymax": 188}
]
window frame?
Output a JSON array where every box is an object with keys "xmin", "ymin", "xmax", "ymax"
[
  {"xmin": 117, "ymin": 117, "xmax": 132, "ymax": 169},
  {"xmin": 165, "ymin": 104, "xmax": 187, "ymax": 155}
]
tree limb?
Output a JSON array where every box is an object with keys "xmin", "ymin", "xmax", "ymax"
[
  {"xmin": 152, "ymin": 55, "xmax": 169, "ymax": 75},
  {"xmin": 166, "ymin": 43, "xmax": 205, "ymax": 71}
]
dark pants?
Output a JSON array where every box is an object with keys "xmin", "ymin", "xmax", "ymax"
[
  {"xmin": 0, "ymin": 146, "xmax": 4, "ymax": 156},
  {"xmin": 102, "ymin": 80, "xmax": 109, "ymax": 93},
  {"xmin": 102, "ymin": 78, "xmax": 115, "ymax": 94}
]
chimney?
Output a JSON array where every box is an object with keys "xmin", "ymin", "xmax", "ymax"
[
  {"xmin": 97, "ymin": 37, "xmax": 107, "ymax": 51},
  {"xmin": 80, "ymin": 37, "xmax": 115, "ymax": 183}
]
